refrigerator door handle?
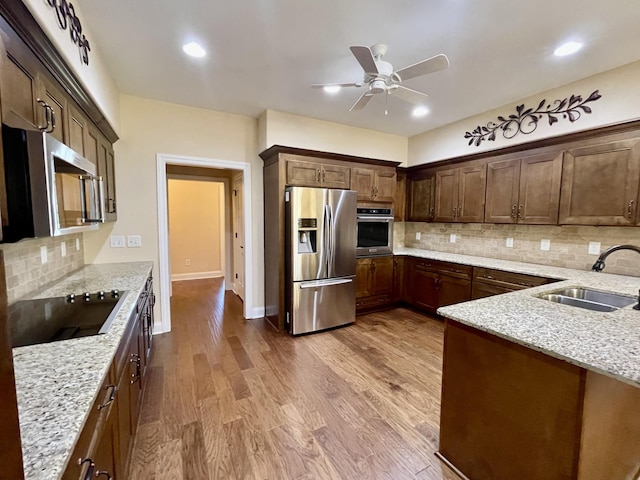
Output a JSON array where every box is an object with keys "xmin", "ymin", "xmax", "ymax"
[
  {"xmin": 327, "ymin": 204, "xmax": 334, "ymax": 272},
  {"xmin": 299, "ymin": 278, "xmax": 353, "ymax": 289}
]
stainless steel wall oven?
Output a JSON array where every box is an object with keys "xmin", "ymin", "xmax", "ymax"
[{"xmin": 356, "ymin": 207, "xmax": 393, "ymax": 257}]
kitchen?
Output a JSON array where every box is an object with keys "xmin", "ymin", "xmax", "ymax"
[{"xmin": 1, "ymin": 0, "xmax": 640, "ymax": 479}]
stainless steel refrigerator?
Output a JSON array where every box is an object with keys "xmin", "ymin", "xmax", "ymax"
[{"xmin": 285, "ymin": 186, "xmax": 357, "ymax": 335}]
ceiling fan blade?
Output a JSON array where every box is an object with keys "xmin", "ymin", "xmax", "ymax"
[
  {"xmin": 389, "ymin": 85, "xmax": 428, "ymax": 104},
  {"xmin": 394, "ymin": 54, "xmax": 450, "ymax": 81},
  {"xmin": 349, "ymin": 92, "xmax": 373, "ymax": 112},
  {"xmin": 350, "ymin": 46, "xmax": 379, "ymax": 74},
  {"xmin": 311, "ymin": 82, "xmax": 363, "ymax": 89}
]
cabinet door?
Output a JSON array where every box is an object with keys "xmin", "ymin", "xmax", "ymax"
[
  {"xmin": 519, "ymin": 152, "xmax": 562, "ymax": 225},
  {"xmin": 68, "ymin": 103, "xmax": 89, "ymax": 156},
  {"xmin": 37, "ymin": 75, "xmax": 67, "ymax": 144},
  {"xmin": 93, "ymin": 410, "xmax": 117, "ymax": 480},
  {"xmin": 434, "ymin": 169, "xmax": 459, "ymax": 222},
  {"xmin": 559, "ymin": 138, "xmax": 640, "ymax": 225},
  {"xmin": 407, "ymin": 174, "xmax": 435, "ymax": 221},
  {"xmin": 85, "ymin": 126, "xmax": 100, "ymax": 166},
  {"xmin": 370, "ymin": 256, "xmax": 394, "ymax": 296},
  {"xmin": 321, "ymin": 164, "xmax": 350, "ymax": 189},
  {"xmin": 355, "ymin": 258, "xmax": 372, "ymax": 298},
  {"xmin": 438, "ymin": 274, "xmax": 472, "ymax": 308},
  {"xmin": 116, "ymin": 356, "xmax": 133, "ymax": 478},
  {"xmin": 374, "ymin": 169, "xmax": 396, "ymax": 202},
  {"xmin": 99, "ymin": 136, "xmax": 117, "ymax": 221},
  {"xmin": 392, "ymin": 256, "xmax": 405, "ymax": 302},
  {"xmin": 0, "ymin": 23, "xmax": 41, "ymax": 130},
  {"xmin": 352, "ymin": 168, "xmax": 375, "ymax": 201},
  {"xmin": 457, "ymin": 164, "xmax": 487, "ymax": 223},
  {"xmin": 471, "ymin": 281, "xmax": 515, "ymax": 300},
  {"xmin": 485, "ymin": 159, "xmax": 520, "ymax": 224},
  {"xmin": 286, "ymin": 160, "xmax": 320, "ymax": 187},
  {"xmin": 393, "ymin": 172, "xmax": 406, "ymax": 221},
  {"xmin": 407, "ymin": 261, "xmax": 439, "ymax": 312}
]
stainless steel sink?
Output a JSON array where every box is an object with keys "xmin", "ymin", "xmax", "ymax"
[{"xmin": 539, "ymin": 287, "xmax": 636, "ymax": 312}]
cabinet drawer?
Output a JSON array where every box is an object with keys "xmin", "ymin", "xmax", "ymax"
[
  {"xmin": 356, "ymin": 294, "xmax": 392, "ymax": 310},
  {"xmin": 473, "ymin": 267, "xmax": 549, "ymax": 289},
  {"xmin": 412, "ymin": 258, "xmax": 472, "ymax": 280}
]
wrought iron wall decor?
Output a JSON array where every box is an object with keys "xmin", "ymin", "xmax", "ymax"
[
  {"xmin": 46, "ymin": 0, "xmax": 91, "ymax": 65},
  {"xmin": 464, "ymin": 90, "xmax": 602, "ymax": 147}
]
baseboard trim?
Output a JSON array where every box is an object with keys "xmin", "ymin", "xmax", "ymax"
[
  {"xmin": 434, "ymin": 452, "xmax": 469, "ymax": 480},
  {"xmin": 248, "ymin": 306, "xmax": 265, "ymax": 319},
  {"xmin": 171, "ymin": 271, "xmax": 223, "ymax": 282}
]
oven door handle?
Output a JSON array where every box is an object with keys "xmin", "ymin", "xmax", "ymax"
[{"xmin": 357, "ymin": 216, "xmax": 393, "ymax": 221}]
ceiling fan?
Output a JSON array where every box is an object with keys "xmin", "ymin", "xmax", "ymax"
[{"xmin": 312, "ymin": 44, "xmax": 449, "ymax": 113}]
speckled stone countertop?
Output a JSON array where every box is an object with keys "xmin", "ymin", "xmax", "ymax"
[
  {"xmin": 11, "ymin": 262, "xmax": 154, "ymax": 480},
  {"xmin": 394, "ymin": 248, "xmax": 640, "ymax": 388}
]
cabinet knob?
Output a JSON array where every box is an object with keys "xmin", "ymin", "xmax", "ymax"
[
  {"xmin": 511, "ymin": 205, "xmax": 517, "ymax": 218},
  {"xmin": 518, "ymin": 205, "xmax": 523, "ymax": 218},
  {"xmin": 628, "ymin": 200, "xmax": 635, "ymax": 218}
]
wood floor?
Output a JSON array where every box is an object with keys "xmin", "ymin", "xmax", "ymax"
[{"xmin": 129, "ymin": 278, "xmax": 459, "ymax": 480}]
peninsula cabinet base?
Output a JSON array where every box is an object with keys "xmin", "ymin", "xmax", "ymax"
[{"xmin": 439, "ymin": 321, "xmax": 640, "ymax": 480}]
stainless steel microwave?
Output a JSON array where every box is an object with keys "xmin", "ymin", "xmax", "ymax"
[
  {"xmin": 356, "ymin": 208, "xmax": 393, "ymax": 257},
  {"xmin": 1, "ymin": 124, "xmax": 104, "ymax": 242}
]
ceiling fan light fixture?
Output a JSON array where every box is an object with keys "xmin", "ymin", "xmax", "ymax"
[
  {"xmin": 323, "ymin": 85, "xmax": 341, "ymax": 94},
  {"xmin": 554, "ymin": 41, "xmax": 583, "ymax": 57},
  {"xmin": 183, "ymin": 41, "xmax": 206, "ymax": 58},
  {"xmin": 412, "ymin": 105, "xmax": 430, "ymax": 118}
]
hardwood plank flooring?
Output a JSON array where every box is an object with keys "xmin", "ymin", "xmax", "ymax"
[{"xmin": 130, "ymin": 278, "xmax": 455, "ymax": 480}]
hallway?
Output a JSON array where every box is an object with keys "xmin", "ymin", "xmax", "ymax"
[{"xmin": 129, "ymin": 278, "xmax": 458, "ymax": 479}]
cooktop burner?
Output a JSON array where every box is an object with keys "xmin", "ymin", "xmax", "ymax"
[{"xmin": 8, "ymin": 290, "xmax": 128, "ymax": 348}]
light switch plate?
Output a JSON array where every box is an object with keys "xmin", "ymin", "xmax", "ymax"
[
  {"xmin": 415, "ymin": 232, "xmax": 421, "ymax": 240},
  {"xmin": 588, "ymin": 241, "xmax": 601, "ymax": 255},
  {"xmin": 110, "ymin": 235, "xmax": 125, "ymax": 248},
  {"xmin": 127, "ymin": 235, "xmax": 142, "ymax": 247},
  {"xmin": 506, "ymin": 237, "xmax": 514, "ymax": 248},
  {"xmin": 540, "ymin": 239, "xmax": 551, "ymax": 251},
  {"xmin": 60, "ymin": 241, "xmax": 67, "ymax": 257},
  {"xmin": 449, "ymin": 234, "xmax": 457, "ymax": 243},
  {"xmin": 40, "ymin": 246, "xmax": 47, "ymax": 264}
]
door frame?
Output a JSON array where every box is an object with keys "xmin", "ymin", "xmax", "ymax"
[{"xmin": 157, "ymin": 153, "xmax": 254, "ymax": 333}]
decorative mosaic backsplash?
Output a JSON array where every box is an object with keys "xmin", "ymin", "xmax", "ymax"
[
  {"xmin": 402, "ymin": 222, "xmax": 640, "ymax": 277},
  {"xmin": 1, "ymin": 234, "xmax": 84, "ymax": 304}
]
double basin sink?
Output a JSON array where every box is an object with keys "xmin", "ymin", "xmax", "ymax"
[{"xmin": 539, "ymin": 287, "xmax": 637, "ymax": 312}]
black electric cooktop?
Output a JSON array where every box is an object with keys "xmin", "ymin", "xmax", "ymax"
[{"xmin": 8, "ymin": 290, "xmax": 128, "ymax": 348}]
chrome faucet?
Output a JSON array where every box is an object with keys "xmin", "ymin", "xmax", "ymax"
[{"xmin": 591, "ymin": 244, "xmax": 640, "ymax": 272}]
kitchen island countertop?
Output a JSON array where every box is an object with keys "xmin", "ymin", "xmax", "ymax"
[{"xmin": 11, "ymin": 262, "xmax": 154, "ymax": 480}]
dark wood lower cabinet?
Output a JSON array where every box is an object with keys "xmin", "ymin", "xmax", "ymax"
[{"xmin": 355, "ymin": 256, "xmax": 394, "ymax": 312}]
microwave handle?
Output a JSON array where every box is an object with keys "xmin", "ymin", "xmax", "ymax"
[{"xmin": 79, "ymin": 175, "xmax": 106, "ymax": 223}]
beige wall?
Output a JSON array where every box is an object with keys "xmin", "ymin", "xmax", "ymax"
[
  {"xmin": 403, "ymin": 222, "xmax": 640, "ymax": 277},
  {"xmin": 260, "ymin": 109, "xmax": 409, "ymax": 165},
  {"xmin": 409, "ymin": 61, "xmax": 640, "ymax": 166},
  {"xmin": 168, "ymin": 179, "xmax": 223, "ymax": 279},
  {"xmin": 83, "ymin": 94, "xmax": 262, "ymax": 327},
  {"xmin": 23, "ymin": 0, "xmax": 120, "ymax": 132}
]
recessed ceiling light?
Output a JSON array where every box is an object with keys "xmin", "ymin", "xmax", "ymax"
[
  {"xmin": 323, "ymin": 86, "xmax": 341, "ymax": 94},
  {"xmin": 412, "ymin": 105, "xmax": 430, "ymax": 118},
  {"xmin": 554, "ymin": 41, "xmax": 583, "ymax": 57},
  {"xmin": 183, "ymin": 42, "xmax": 206, "ymax": 58}
]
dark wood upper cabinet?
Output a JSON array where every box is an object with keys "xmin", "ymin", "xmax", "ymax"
[
  {"xmin": 485, "ymin": 152, "xmax": 562, "ymax": 225},
  {"xmin": 558, "ymin": 137, "xmax": 640, "ymax": 226},
  {"xmin": 286, "ymin": 158, "xmax": 351, "ymax": 189},
  {"xmin": 435, "ymin": 165, "xmax": 486, "ymax": 223},
  {"xmin": 67, "ymin": 103, "xmax": 90, "ymax": 157},
  {"xmin": 407, "ymin": 173, "xmax": 435, "ymax": 222},
  {"xmin": 393, "ymin": 171, "xmax": 407, "ymax": 221},
  {"xmin": 353, "ymin": 167, "xmax": 396, "ymax": 202},
  {"xmin": 37, "ymin": 75, "xmax": 67, "ymax": 144}
]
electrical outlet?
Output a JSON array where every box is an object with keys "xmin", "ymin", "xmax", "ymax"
[
  {"xmin": 185, "ymin": 259, "xmax": 191, "ymax": 266},
  {"xmin": 415, "ymin": 232, "xmax": 421, "ymax": 240},
  {"xmin": 127, "ymin": 235, "xmax": 142, "ymax": 247},
  {"xmin": 76, "ymin": 238, "xmax": 80, "ymax": 251},
  {"xmin": 110, "ymin": 235, "xmax": 125, "ymax": 248},
  {"xmin": 588, "ymin": 241, "xmax": 601, "ymax": 255},
  {"xmin": 60, "ymin": 241, "xmax": 67, "ymax": 257},
  {"xmin": 449, "ymin": 234, "xmax": 457, "ymax": 243},
  {"xmin": 40, "ymin": 246, "xmax": 47, "ymax": 264},
  {"xmin": 540, "ymin": 239, "xmax": 551, "ymax": 251},
  {"xmin": 506, "ymin": 237, "xmax": 514, "ymax": 248}
]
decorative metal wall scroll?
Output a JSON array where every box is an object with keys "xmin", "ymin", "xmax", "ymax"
[
  {"xmin": 464, "ymin": 90, "xmax": 602, "ymax": 147},
  {"xmin": 46, "ymin": 0, "xmax": 91, "ymax": 65}
]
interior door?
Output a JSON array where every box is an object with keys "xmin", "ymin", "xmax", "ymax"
[{"xmin": 232, "ymin": 174, "xmax": 245, "ymax": 301}]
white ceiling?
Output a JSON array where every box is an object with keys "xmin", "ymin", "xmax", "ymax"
[{"xmin": 79, "ymin": 0, "xmax": 640, "ymax": 137}]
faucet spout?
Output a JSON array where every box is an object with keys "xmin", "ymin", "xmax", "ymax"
[{"xmin": 591, "ymin": 244, "xmax": 640, "ymax": 272}]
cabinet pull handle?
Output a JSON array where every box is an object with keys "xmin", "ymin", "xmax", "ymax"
[
  {"xmin": 511, "ymin": 205, "xmax": 517, "ymax": 218},
  {"xmin": 78, "ymin": 458, "xmax": 95, "ymax": 480},
  {"xmin": 47, "ymin": 106, "xmax": 56, "ymax": 133},
  {"xmin": 486, "ymin": 275, "xmax": 493, "ymax": 279},
  {"xmin": 36, "ymin": 98, "xmax": 49, "ymax": 131},
  {"xmin": 628, "ymin": 200, "xmax": 635, "ymax": 218},
  {"xmin": 429, "ymin": 207, "xmax": 434, "ymax": 219},
  {"xmin": 98, "ymin": 384, "xmax": 117, "ymax": 410},
  {"xmin": 316, "ymin": 169, "xmax": 321, "ymax": 182},
  {"xmin": 96, "ymin": 471, "xmax": 112, "ymax": 479},
  {"xmin": 322, "ymin": 170, "xmax": 325, "ymax": 183},
  {"xmin": 129, "ymin": 353, "xmax": 141, "ymax": 384},
  {"xmin": 517, "ymin": 205, "xmax": 523, "ymax": 218},
  {"xmin": 452, "ymin": 207, "xmax": 457, "ymax": 217}
]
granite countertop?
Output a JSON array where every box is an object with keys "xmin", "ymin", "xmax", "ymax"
[
  {"xmin": 11, "ymin": 262, "xmax": 154, "ymax": 480},
  {"xmin": 395, "ymin": 247, "xmax": 640, "ymax": 388}
]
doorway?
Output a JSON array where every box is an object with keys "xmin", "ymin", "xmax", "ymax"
[{"xmin": 156, "ymin": 154, "xmax": 254, "ymax": 333}]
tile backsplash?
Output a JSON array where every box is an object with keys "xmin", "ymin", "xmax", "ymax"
[
  {"xmin": 1, "ymin": 234, "xmax": 84, "ymax": 304},
  {"xmin": 402, "ymin": 222, "xmax": 640, "ymax": 277}
]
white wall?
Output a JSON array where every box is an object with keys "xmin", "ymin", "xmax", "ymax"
[
  {"xmin": 83, "ymin": 94, "xmax": 262, "ymax": 328},
  {"xmin": 260, "ymin": 109, "xmax": 409, "ymax": 165},
  {"xmin": 22, "ymin": 0, "xmax": 120, "ymax": 131},
  {"xmin": 409, "ymin": 61, "xmax": 640, "ymax": 165}
]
